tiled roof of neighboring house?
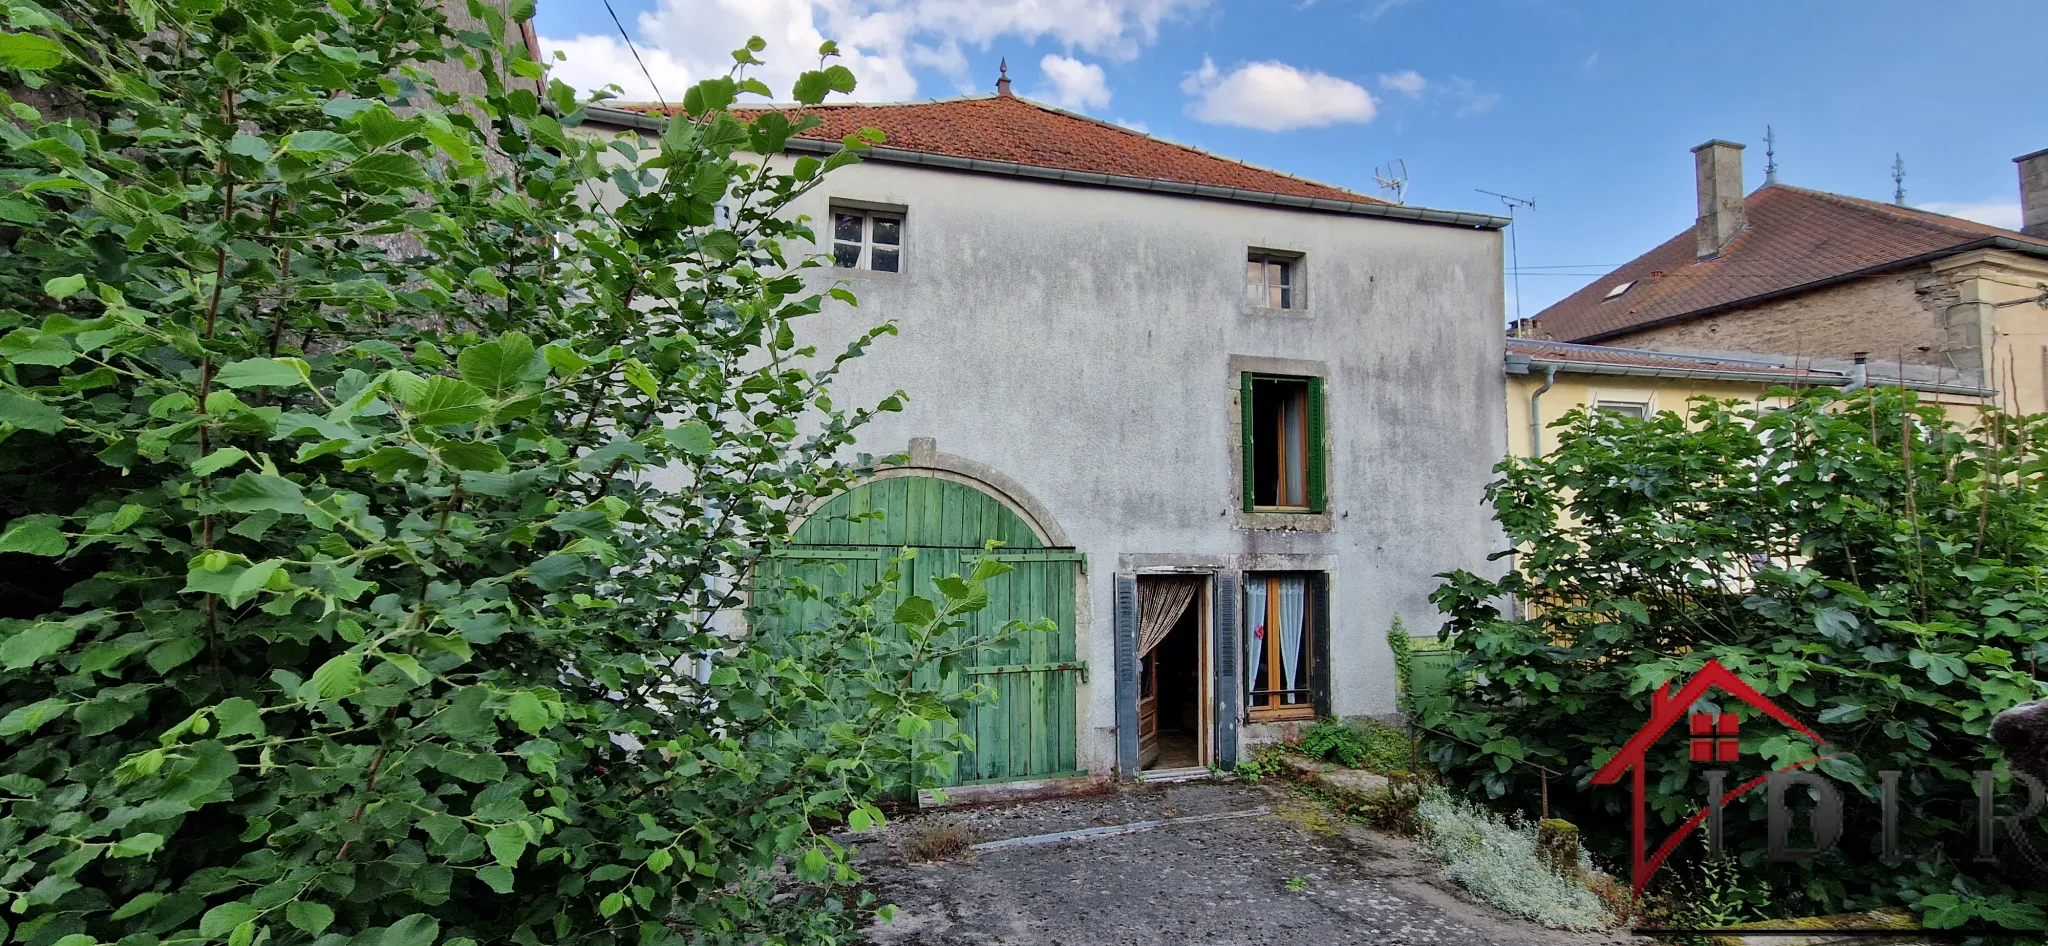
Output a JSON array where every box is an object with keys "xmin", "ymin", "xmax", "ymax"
[
  {"xmin": 609, "ymin": 93, "xmax": 1379, "ymax": 204},
  {"xmin": 1506, "ymin": 338, "xmax": 1842, "ymax": 382},
  {"xmin": 1531, "ymin": 184, "xmax": 2048, "ymax": 343}
]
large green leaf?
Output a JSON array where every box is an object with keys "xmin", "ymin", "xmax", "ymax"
[
  {"xmin": 405, "ymin": 377, "xmax": 490, "ymax": 426},
  {"xmin": 456, "ymin": 333, "xmax": 537, "ymax": 397},
  {"xmin": 0, "ymin": 514, "xmax": 67, "ymax": 555},
  {"xmin": 0, "ymin": 32, "xmax": 65, "ymax": 70}
]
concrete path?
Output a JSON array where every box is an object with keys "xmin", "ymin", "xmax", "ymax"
[{"xmin": 855, "ymin": 780, "xmax": 1646, "ymax": 946}]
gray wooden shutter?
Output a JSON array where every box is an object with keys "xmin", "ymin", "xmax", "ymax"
[
  {"xmin": 1114, "ymin": 573, "xmax": 1140, "ymax": 778},
  {"xmin": 1214, "ymin": 572, "xmax": 1240, "ymax": 766},
  {"xmin": 1311, "ymin": 573, "xmax": 1333, "ymax": 717}
]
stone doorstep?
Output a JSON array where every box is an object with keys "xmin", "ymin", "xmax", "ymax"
[
  {"xmin": 1274, "ymin": 753, "xmax": 1393, "ymax": 808},
  {"xmin": 915, "ymin": 774, "xmax": 1114, "ymax": 809},
  {"xmin": 1701, "ymin": 908, "xmax": 1928, "ymax": 946}
]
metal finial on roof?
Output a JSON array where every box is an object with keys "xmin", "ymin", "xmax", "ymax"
[
  {"xmin": 1763, "ymin": 126, "xmax": 1778, "ymax": 185},
  {"xmin": 1892, "ymin": 153, "xmax": 1907, "ymax": 205},
  {"xmin": 996, "ymin": 58, "xmax": 1011, "ymax": 96}
]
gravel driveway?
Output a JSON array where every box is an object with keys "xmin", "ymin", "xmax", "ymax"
[{"xmin": 854, "ymin": 779, "xmax": 1644, "ymax": 946}]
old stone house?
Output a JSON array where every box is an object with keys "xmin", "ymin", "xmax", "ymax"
[
  {"xmin": 1527, "ymin": 141, "xmax": 2048, "ymax": 412},
  {"xmin": 585, "ymin": 81, "xmax": 1510, "ymax": 785}
]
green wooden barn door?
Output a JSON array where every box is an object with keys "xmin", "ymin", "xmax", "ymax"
[{"xmin": 764, "ymin": 475, "xmax": 1083, "ymax": 786}]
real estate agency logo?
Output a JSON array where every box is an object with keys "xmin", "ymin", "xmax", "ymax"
[{"xmin": 1590, "ymin": 659, "xmax": 2047, "ymax": 901}]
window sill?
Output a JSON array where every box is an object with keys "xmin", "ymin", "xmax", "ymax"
[
  {"xmin": 1247, "ymin": 705, "xmax": 1317, "ymax": 724},
  {"xmin": 1236, "ymin": 509, "xmax": 1333, "ymax": 533},
  {"xmin": 822, "ymin": 266, "xmax": 903, "ymax": 282},
  {"xmin": 1238, "ymin": 301, "xmax": 1312, "ymax": 319}
]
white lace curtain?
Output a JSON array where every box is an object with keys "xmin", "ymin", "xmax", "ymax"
[{"xmin": 1245, "ymin": 576, "xmax": 1308, "ymax": 703}]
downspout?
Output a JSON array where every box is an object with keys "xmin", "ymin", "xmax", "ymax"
[
  {"xmin": 1527, "ymin": 364, "xmax": 1559, "ymax": 457},
  {"xmin": 1515, "ymin": 364, "xmax": 1557, "ymax": 622}
]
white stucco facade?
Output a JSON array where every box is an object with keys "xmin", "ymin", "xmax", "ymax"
[
  {"xmin": 770, "ymin": 157, "xmax": 1509, "ymax": 773},
  {"xmin": 591, "ymin": 108, "xmax": 1509, "ymax": 776}
]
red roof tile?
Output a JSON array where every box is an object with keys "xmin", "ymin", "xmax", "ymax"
[
  {"xmin": 1507, "ymin": 338, "xmax": 1840, "ymax": 381},
  {"xmin": 615, "ymin": 94, "xmax": 1379, "ymax": 204},
  {"xmin": 1531, "ymin": 184, "xmax": 2048, "ymax": 343}
]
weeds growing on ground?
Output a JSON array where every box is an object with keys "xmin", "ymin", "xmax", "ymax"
[{"xmin": 897, "ymin": 822, "xmax": 976, "ymax": 863}]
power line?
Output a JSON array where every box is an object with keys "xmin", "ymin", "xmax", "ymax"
[{"xmin": 602, "ymin": 0, "xmax": 667, "ymax": 108}]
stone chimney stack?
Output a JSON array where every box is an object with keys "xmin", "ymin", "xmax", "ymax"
[
  {"xmin": 2017, "ymin": 148, "xmax": 2048, "ymax": 238},
  {"xmin": 1692, "ymin": 140, "xmax": 1747, "ymax": 259}
]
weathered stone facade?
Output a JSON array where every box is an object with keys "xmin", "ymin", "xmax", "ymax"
[{"xmin": 1611, "ymin": 267, "xmax": 1978, "ymax": 382}]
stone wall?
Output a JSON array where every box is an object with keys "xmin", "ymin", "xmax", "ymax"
[{"xmin": 1605, "ymin": 266, "xmax": 1980, "ymax": 382}]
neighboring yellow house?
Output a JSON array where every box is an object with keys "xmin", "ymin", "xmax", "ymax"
[{"xmin": 1505, "ymin": 338, "xmax": 1991, "ymax": 458}]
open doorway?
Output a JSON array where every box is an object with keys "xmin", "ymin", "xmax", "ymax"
[{"xmin": 1137, "ymin": 576, "xmax": 1208, "ymax": 771}]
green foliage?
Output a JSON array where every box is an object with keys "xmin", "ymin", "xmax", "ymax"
[
  {"xmin": 1424, "ymin": 390, "xmax": 2048, "ymax": 918},
  {"xmin": 1387, "ymin": 617, "xmax": 1414, "ymax": 709},
  {"xmin": 1295, "ymin": 718, "xmax": 1407, "ymax": 774},
  {"xmin": 0, "ymin": 4, "xmax": 1020, "ymax": 946}
]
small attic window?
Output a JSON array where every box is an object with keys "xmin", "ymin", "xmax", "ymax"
[{"xmin": 1603, "ymin": 280, "xmax": 1635, "ymax": 301}]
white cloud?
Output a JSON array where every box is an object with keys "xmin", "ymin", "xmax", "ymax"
[
  {"xmin": 539, "ymin": 0, "xmax": 1206, "ymax": 104},
  {"xmin": 1443, "ymin": 75, "xmax": 1499, "ymax": 116},
  {"xmin": 1919, "ymin": 200, "xmax": 2023, "ymax": 231},
  {"xmin": 1377, "ymin": 70, "xmax": 1425, "ymax": 97},
  {"xmin": 1180, "ymin": 56, "xmax": 1376, "ymax": 131},
  {"xmin": 1114, "ymin": 117, "xmax": 1150, "ymax": 133},
  {"xmin": 1035, "ymin": 54, "xmax": 1111, "ymax": 110},
  {"xmin": 1365, "ymin": 0, "xmax": 1418, "ymax": 21}
]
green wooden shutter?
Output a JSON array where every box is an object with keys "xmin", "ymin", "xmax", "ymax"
[
  {"xmin": 1240, "ymin": 373, "xmax": 1257, "ymax": 512},
  {"xmin": 1306, "ymin": 377, "xmax": 1327, "ymax": 513}
]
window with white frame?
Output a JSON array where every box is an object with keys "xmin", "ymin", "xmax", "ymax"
[
  {"xmin": 832, "ymin": 208, "xmax": 902, "ymax": 272},
  {"xmin": 1246, "ymin": 252, "xmax": 1298, "ymax": 309},
  {"xmin": 1594, "ymin": 399, "xmax": 1650, "ymax": 419}
]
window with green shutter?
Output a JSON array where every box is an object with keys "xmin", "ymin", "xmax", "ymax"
[{"xmin": 1241, "ymin": 374, "xmax": 1326, "ymax": 512}]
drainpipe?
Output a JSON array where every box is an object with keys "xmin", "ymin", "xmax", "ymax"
[
  {"xmin": 1527, "ymin": 364, "xmax": 1559, "ymax": 457},
  {"xmin": 1840, "ymin": 352, "xmax": 1869, "ymax": 394}
]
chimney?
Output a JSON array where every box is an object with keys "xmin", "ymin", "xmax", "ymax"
[
  {"xmin": 1691, "ymin": 140, "xmax": 1747, "ymax": 259},
  {"xmin": 995, "ymin": 58, "xmax": 1011, "ymax": 97},
  {"xmin": 2017, "ymin": 148, "xmax": 2048, "ymax": 237}
]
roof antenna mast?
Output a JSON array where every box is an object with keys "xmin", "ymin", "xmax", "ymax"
[
  {"xmin": 1373, "ymin": 159, "xmax": 1409, "ymax": 204},
  {"xmin": 1478, "ymin": 188, "xmax": 1537, "ymax": 335},
  {"xmin": 1892, "ymin": 153, "xmax": 1907, "ymax": 205},
  {"xmin": 1764, "ymin": 126, "xmax": 1778, "ymax": 185}
]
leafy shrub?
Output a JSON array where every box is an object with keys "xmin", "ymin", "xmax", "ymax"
[
  {"xmin": 1425, "ymin": 389, "xmax": 2048, "ymax": 920},
  {"xmin": 0, "ymin": 6, "xmax": 1033, "ymax": 946},
  {"xmin": 1299, "ymin": 720, "xmax": 1371, "ymax": 766},
  {"xmin": 1415, "ymin": 787, "xmax": 1612, "ymax": 930},
  {"xmin": 1297, "ymin": 718, "xmax": 1409, "ymax": 773}
]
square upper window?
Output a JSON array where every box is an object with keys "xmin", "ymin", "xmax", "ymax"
[
  {"xmin": 1246, "ymin": 252, "xmax": 1298, "ymax": 309},
  {"xmin": 831, "ymin": 208, "xmax": 902, "ymax": 272}
]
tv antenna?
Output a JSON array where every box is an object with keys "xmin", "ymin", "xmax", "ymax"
[
  {"xmin": 1373, "ymin": 159, "xmax": 1409, "ymax": 204},
  {"xmin": 1478, "ymin": 189, "xmax": 1537, "ymax": 334},
  {"xmin": 1891, "ymin": 153, "xmax": 1907, "ymax": 205}
]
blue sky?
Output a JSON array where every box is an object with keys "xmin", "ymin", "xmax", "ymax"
[{"xmin": 535, "ymin": 0, "xmax": 2045, "ymax": 318}]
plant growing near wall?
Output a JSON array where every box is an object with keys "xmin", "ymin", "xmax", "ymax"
[
  {"xmin": 1424, "ymin": 390, "xmax": 2048, "ymax": 926},
  {"xmin": 0, "ymin": 4, "xmax": 1036, "ymax": 946}
]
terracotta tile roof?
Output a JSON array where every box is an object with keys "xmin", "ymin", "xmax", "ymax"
[
  {"xmin": 1531, "ymin": 184, "xmax": 2048, "ymax": 343},
  {"xmin": 1507, "ymin": 338, "xmax": 1841, "ymax": 381},
  {"xmin": 614, "ymin": 94, "xmax": 1380, "ymax": 204}
]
